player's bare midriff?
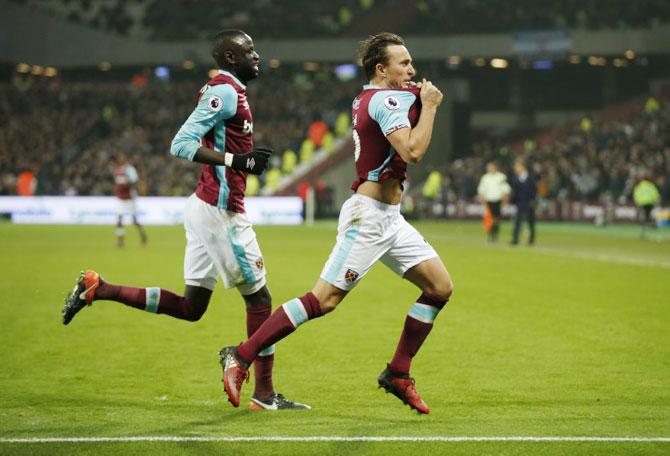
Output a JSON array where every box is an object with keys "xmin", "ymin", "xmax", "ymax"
[{"xmin": 356, "ymin": 179, "xmax": 403, "ymax": 205}]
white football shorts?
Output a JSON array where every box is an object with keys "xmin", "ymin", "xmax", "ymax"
[
  {"xmin": 320, "ymin": 193, "xmax": 438, "ymax": 291},
  {"xmin": 116, "ymin": 198, "xmax": 137, "ymax": 216},
  {"xmin": 183, "ymin": 194, "xmax": 266, "ymax": 295}
]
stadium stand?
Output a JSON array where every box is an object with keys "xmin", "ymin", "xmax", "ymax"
[
  {"xmin": 2, "ymin": 0, "xmax": 668, "ymax": 211},
  {"xmin": 0, "ymin": 69, "xmax": 356, "ymax": 196},
  {"xmin": 406, "ymin": 0, "xmax": 670, "ymax": 35},
  {"xmin": 409, "ymin": 95, "xmax": 670, "ymax": 219},
  {"xmin": 2, "ymin": 59, "xmax": 668, "ymax": 216},
  {"xmin": 15, "ymin": 0, "xmax": 670, "ymax": 40},
  {"xmin": 1, "ymin": 65, "xmax": 667, "ymax": 209}
]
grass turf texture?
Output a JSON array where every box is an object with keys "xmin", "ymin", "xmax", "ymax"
[{"xmin": 0, "ymin": 221, "xmax": 668, "ymax": 455}]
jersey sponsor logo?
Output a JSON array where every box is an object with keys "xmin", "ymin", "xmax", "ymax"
[
  {"xmin": 255, "ymin": 258, "xmax": 264, "ymax": 270},
  {"xmin": 344, "ymin": 269, "xmax": 359, "ymax": 284},
  {"xmin": 243, "ymin": 119, "xmax": 253, "ymax": 134},
  {"xmin": 352, "ymin": 130, "xmax": 361, "ymax": 162},
  {"xmin": 208, "ymin": 95, "xmax": 223, "ymax": 112},
  {"xmin": 383, "ymin": 95, "xmax": 401, "ymax": 110}
]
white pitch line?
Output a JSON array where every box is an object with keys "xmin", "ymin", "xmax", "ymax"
[{"xmin": 0, "ymin": 436, "xmax": 669, "ymax": 443}]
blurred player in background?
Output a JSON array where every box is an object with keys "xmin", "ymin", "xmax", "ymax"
[
  {"xmin": 477, "ymin": 161, "xmax": 510, "ymax": 242},
  {"xmin": 510, "ymin": 159, "xmax": 537, "ymax": 245},
  {"xmin": 220, "ymin": 32, "xmax": 453, "ymax": 414},
  {"xmin": 112, "ymin": 153, "xmax": 147, "ymax": 248},
  {"xmin": 62, "ymin": 30, "xmax": 309, "ymax": 410}
]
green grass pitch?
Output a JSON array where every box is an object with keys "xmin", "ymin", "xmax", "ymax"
[{"xmin": 0, "ymin": 220, "xmax": 668, "ymax": 455}]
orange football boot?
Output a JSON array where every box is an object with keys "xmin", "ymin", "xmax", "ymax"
[{"xmin": 62, "ymin": 270, "xmax": 101, "ymax": 325}]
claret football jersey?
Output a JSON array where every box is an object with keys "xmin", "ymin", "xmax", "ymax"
[
  {"xmin": 172, "ymin": 70, "xmax": 253, "ymax": 213},
  {"xmin": 113, "ymin": 164, "xmax": 138, "ymax": 200},
  {"xmin": 350, "ymin": 85, "xmax": 422, "ymax": 191}
]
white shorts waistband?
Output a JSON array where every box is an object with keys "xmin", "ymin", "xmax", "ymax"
[{"xmin": 350, "ymin": 193, "xmax": 401, "ymax": 213}]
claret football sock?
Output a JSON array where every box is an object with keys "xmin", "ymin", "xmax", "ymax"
[
  {"xmin": 389, "ymin": 293, "xmax": 447, "ymax": 375},
  {"xmin": 94, "ymin": 281, "xmax": 200, "ymax": 321},
  {"xmin": 246, "ymin": 304, "xmax": 275, "ymax": 399},
  {"xmin": 237, "ymin": 292, "xmax": 323, "ymax": 365}
]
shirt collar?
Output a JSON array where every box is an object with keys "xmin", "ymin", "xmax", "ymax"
[
  {"xmin": 363, "ymin": 83, "xmax": 383, "ymax": 90},
  {"xmin": 218, "ymin": 69, "xmax": 246, "ymax": 89}
]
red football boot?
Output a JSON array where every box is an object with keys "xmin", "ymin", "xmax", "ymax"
[
  {"xmin": 378, "ymin": 365, "xmax": 430, "ymax": 414},
  {"xmin": 219, "ymin": 346, "xmax": 250, "ymax": 407}
]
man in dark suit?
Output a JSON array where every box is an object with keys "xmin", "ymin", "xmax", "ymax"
[{"xmin": 510, "ymin": 159, "xmax": 537, "ymax": 245}]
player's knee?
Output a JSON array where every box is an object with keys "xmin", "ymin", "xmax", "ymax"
[
  {"xmin": 319, "ymin": 299, "xmax": 339, "ymax": 314},
  {"xmin": 315, "ymin": 293, "xmax": 342, "ymax": 314},
  {"xmin": 311, "ymin": 281, "xmax": 346, "ymax": 314},
  {"xmin": 424, "ymin": 278, "xmax": 453, "ymax": 303},
  {"xmin": 180, "ymin": 292, "xmax": 209, "ymax": 322},
  {"xmin": 312, "ymin": 287, "xmax": 346, "ymax": 315},
  {"xmin": 244, "ymin": 287, "xmax": 272, "ymax": 309},
  {"xmin": 184, "ymin": 303, "xmax": 207, "ymax": 322}
]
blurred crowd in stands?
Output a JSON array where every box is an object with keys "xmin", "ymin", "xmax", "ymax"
[
  {"xmin": 0, "ymin": 69, "xmax": 355, "ymax": 197},
  {"xmin": 17, "ymin": 0, "xmax": 670, "ymax": 40},
  {"xmin": 418, "ymin": 95, "xmax": 670, "ymax": 214},
  {"xmin": 1, "ymin": 68, "xmax": 668, "ymax": 211},
  {"xmin": 409, "ymin": 0, "xmax": 670, "ymax": 35}
]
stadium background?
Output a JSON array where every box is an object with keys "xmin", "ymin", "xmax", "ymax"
[{"xmin": 0, "ymin": 1, "xmax": 669, "ymax": 455}]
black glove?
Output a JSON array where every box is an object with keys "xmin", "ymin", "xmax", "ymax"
[{"xmin": 226, "ymin": 147, "xmax": 273, "ymax": 175}]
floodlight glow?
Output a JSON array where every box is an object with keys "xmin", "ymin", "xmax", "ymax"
[
  {"xmin": 490, "ymin": 58, "xmax": 508, "ymax": 69},
  {"xmin": 334, "ymin": 63, "xmax": 357, "ymax": 81},
  {"xmin": 154, "ymin": 66, "xmax": 170, "ymax": 80}
]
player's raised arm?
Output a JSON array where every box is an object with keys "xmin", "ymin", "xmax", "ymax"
[{"xmin": 387, "ymin": 79, "xmax": 443, "ymax": 164}]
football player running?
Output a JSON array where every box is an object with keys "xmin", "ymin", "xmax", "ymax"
[
  {"xmin": 62, "ymin": 30, "xmax": 309, "ymax": 411},
  {"xmin": 220, "ymin": 32, "xmax": 453, "ymax": 414}
]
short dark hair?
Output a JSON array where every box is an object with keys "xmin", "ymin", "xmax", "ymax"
[
  {"xmin": 358, "ymin": 32, "xmax": 405, "ymax": 80},
  {"xmin": 211, "ymin": 29, "xmax": 247, "ymax": 67}
]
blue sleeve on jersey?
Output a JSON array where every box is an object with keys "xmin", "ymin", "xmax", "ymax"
[
  {"xmin": 368, "ymin": 91, "xmax": 417, "ymax": 136},
  {"xmin": 170, "ymin": 84, "xmax": 238, "ymax": 160}
]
